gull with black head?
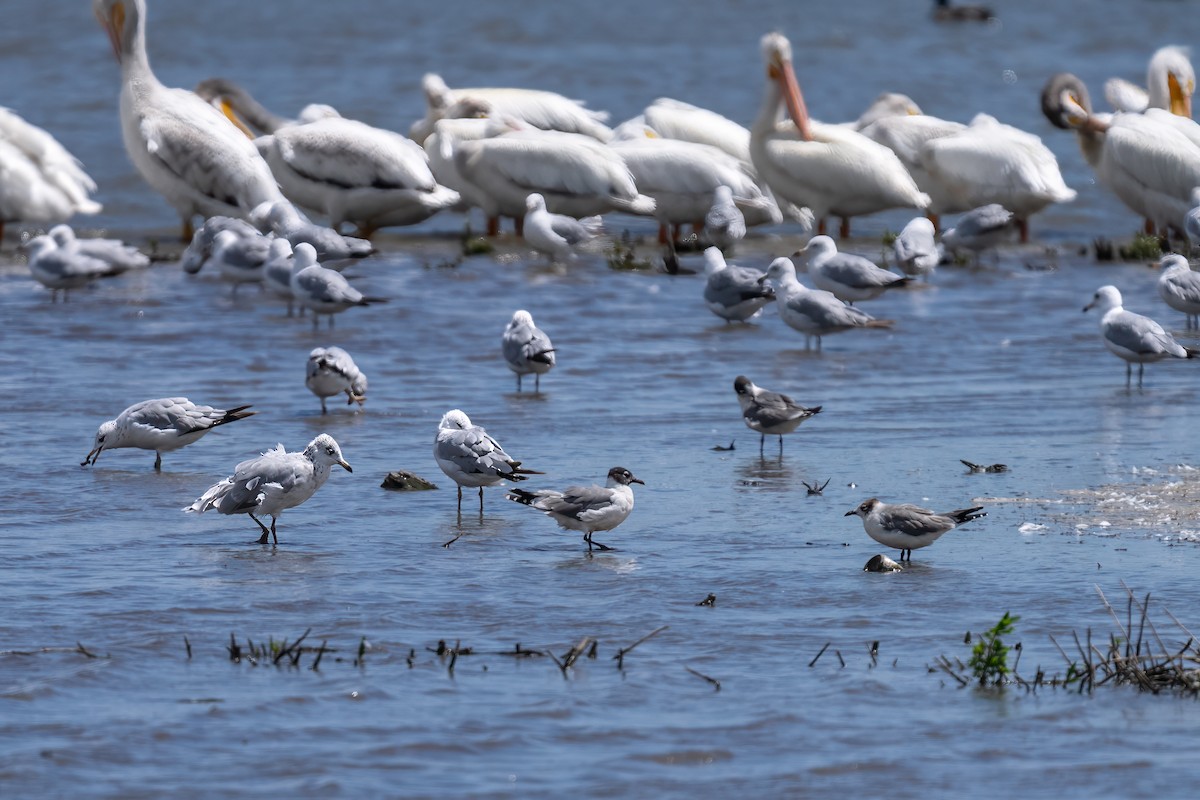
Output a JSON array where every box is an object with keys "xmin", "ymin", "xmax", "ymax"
[
  {"xmin": 507, "ymin": 467, "xmax": 644, "ymax": 551},
  {"xmin": 733, "ymin": 376, "xmax": 822, "ymax": 455},
  {"xmin": 846, "ymin": 497, "xmax": 986, "ymax": 561}
]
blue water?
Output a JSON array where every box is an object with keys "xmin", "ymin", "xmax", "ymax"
[{"xmin": 3, "ymin": 1, "xmax": 1200, "ymax": 797}]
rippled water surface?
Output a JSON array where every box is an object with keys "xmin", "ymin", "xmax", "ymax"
[{"xmin": 4, "ymin": 1, "xmax": 1200, "ymax": 797}]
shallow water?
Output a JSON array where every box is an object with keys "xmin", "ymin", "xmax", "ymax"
[{"xmin": 4, "ymin": 1, "xmax": 1200, "ymax": 797}]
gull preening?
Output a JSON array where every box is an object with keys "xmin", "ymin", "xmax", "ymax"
[
  {"xmin": 93, "ymin": 0, "xmax": 289, "ymax": 240},
  {"xmin": 433, "ymin": 410, "xmax": 541, "ymax": 513},
  {"xmin": 761, "ymin": 257, "xmax": 893, "ymax": 350},
  {"xmin": 180, "ymin": 216, "xmax": 264, "ymax": 274},
  {"xmin": 704, "ymin": 186, "xmax": 747, "ymax": 251},
  {"xmin": 800, "ymin": 235, "xmax": 910, "ymax": 304},
  {"xmin": 507, "ymin": 466, "xmax": 643, "ymax": 551},
  {"xmin": 522, "ymin": 193, "xmax": 602, "ymax": 263},
  {"xmin": 262, "ymin": 237, "xmax": 299, "ymax": 313},
  {"xmin": 250, "ymin": 200, "xmax": 374, "ymax": 262},
  {"xmin": 702, "ymin": 247, "xmax": 775, "ymax": 323},
  {"xmin": 1157, "ymin": 254, "xmax": 1200, "ymax": 329},
  {"xmin": 306, "ymin": 346, "xmax": 368, "ymax": 414},
  {"xmin": 892, "ymin": 217, "xmax": 941, "ymax": 279},
  {"xmin": 501, "ymin": 310, "xmax": 556, "ymax": 392},
  {"xmin": 733, "ymin": 376, "xmax": 822, "ymax": 455},
  {"xmin": 941, "ymin": 204, "xmax": 1017, "ymax": 262},
  {"xmin": 83, "ymin": 397, "xmax": 255, "ymax": 470},
  {"xmin": 24, "ymin": 234, "xmax": 114, "ymax": 301},
  {"xmin": 211, "ymin": 229, "xmax": 269, "ymax": 294},
  {"xmin": 1083, "ymin": 285, "xmax": 1195, "ymax": 386},
  {"xmin": 49, "ymin": 224, "xmax": 149, "ymax": 274},
  {"xmin": 0, "ymin": 106, "xmax": 101, "ymax": 241},
  {"xmin": 289, "ymin": 243, "xmax": 384, "ymax": 329},
  {"xmin": 846, "ymin": 497, "xmax": 986, "ymax": 561},
  {"xmin": 185, "ymin": 434, "xmax": 352, "ymax": 545}
]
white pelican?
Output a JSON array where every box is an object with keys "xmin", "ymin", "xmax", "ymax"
[
  {"xmin": 409, "ymin": 74, "xmax": 612, "ymax": 145},
  {"xmin": 0, "ymin": 108, "xmax": 101, "ymax": 240},
  {"xmin": 610, "ymin": 127, "xmax": 781, "ymax": 242},
  {"xmin": 1105, "ymin": 46, "xmax": 1194, "ymax": 116},
  {"xmin": 640, "ymin": 98, "xmax": 754, "ymax": 171},
  {"xmin": 198, "ymin": 81, "xmax": 460, "ymax": 237},
  {"xmin": 424, "ymin": 115, "xmax": 503, "ymax": 215},
  {"xmin": 1042, "ymin": 73, "xmax": 1200, "ymax": 236},
  {"xmin": 93, "ymin": 0, "xmax": 287, "ymax": 241},
  {"xmin": 453, "ymin": 127, "xmax": 654, "ymax": 236},
  {"xmin": 751, "ymin": 33, "xmax": 929, "ymax": 239},
  {"xmin": 522, "ymin": 193, "xmax": 602, "ymax": 263}
]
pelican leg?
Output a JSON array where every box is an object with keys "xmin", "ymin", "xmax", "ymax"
[
  {"xmin": 839, "ymin": 217, "xmax": 850, "ymax": 240},
  {"xmin": 250, "ymin": 513, "xmax": 271, "ymax": 544},
  {"xmin": 926, "ymin": 211, "xmax": 940, "ymax": 234},
  {"xmin": 154, "ymin": 452, "xmax": 162, "ymax": 471},
  {"xmin": 657, "ymin": 224, "xmax": 669, "ymax": 245},
  {"xmin": 818, "ymin": 218, "xmax": 827, "ymax": 236},
  {"xmin": 487, "ymin": 217, "xmax": 500, "ymax": 237},
  {"xmin": 1144, "ymin": 218, "xmax": 1156, "ymax": 236},
  {"xmin": 1018, "ymin": 218, "xmax": 1029, "ymax": 244},
  {"xmin": 181, "ymin": 218, "xmax": 195, "ymax": 243},
  {"xmin": 514, "ymin": 216, "xmax": 524, "ymax": 238}
]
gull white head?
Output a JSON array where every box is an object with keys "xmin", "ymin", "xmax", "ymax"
[
  {"xmin": 82, "ymin": 419, "xmax": 119, "ymax": 466},
  {"xmin": 438, "ymin": 409, "xmax": 473, "ymax": 431},
  {"xmin": 212, "ymin": 229, "xmax": 240, "ymax": 255},
  {"xmin": 801, "ymin": 235, "xmax": 837, "ymax": 259},
  {"xmin": 904, "ymin": 217, "xmax": 936, "ymax": 238},
  {"xmin": 292, "ymin": 242, "xmax": 318, "ymax": 269},
  {"xmin": 606, "ymin": 466, "xmax": 645, "ymax": 488},
  {"xmin": 267, "ymin": 237, "xmax": 293, "ymax": 260},
  {"xmin": 303, "ymin": 433, "xmax": 353, "ymax": 472},
  {"xmin": 1160, "ymin": 254, "xmax": 1190, "ymax": 274},
  {"xmin": 23, "ymin": 235, "xmax": 56, "ymax": 260},
  {"xmin": 509, "ymin": 309, "xmax": 535, "ymax": 328},
  {"xmin": 49, "ymin": 225, "xmax": 77, "ymax": 247},
  {"xmin": 763, "ymin": 256, "xmax": 799, "ymax": 284},
  {"xmin": 702, "ymin": 247, "xmax": 727, "ymax": 275},
  {"xmin": 1083, "ymin": 285, "xmax": 1123, "ymax": 315},
  {"xmin": 525, "ymin": 193, "xmax": 547, "ymax": 214}
]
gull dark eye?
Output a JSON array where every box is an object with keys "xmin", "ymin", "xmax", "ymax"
[{"xmin": 326, "ymin": 446, "xmax": 335, "ymax": 455}]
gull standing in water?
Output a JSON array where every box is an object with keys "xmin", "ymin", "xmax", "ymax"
[
  {"xmin": 180, "ymin": 216, "xmax": 264, "ymax": 274},
  {"xmin": 702, "ymin": 247, "xmax": 774, "ymax": 323},
  {"xmin": 290, "ymin": 243, "xmax": 384, "ymax": 329},
  {"xmin": 24, "ymin": 234, "xmax": 113, "ymax": 301},
  {"xmin": 250, "ymin": 200, "xmax": 374, "ymax": 263},
  {"xmin": 941, "ymin": 204, "xmax": 1017, "ymax": 263},
  {"xmin": 1157, "ymin": 254, "xmax": 1200, "ymax": 329},
  {"xmin": 82, "ymin": 397, "xmax": 255, "ymax": 470},
  {"xmin": 507, "ymin": 467, "xmax": 643, "ymax": 551},
  {"xmin": 184, "ymin": 434, "xmax": 352, "ymax": 545},
  {"xmin": 1084, "ymin": 285, "xmax": 1195, "ymax": 386},
  {"xmin": 92, "ymin": 0, "xmax": 290, "ymax": 240},
  {"xmin": 261, "ymin": 237, "xmax": 300, "ymax": 314},
  {"xmin": 501, "ymin": 310, "xmax": 556, "ymax": 392},
  {"xmin": 704, "ymin": 185, "xmax": 747, "ymax": 251},
  {"xmin": 761, "ymin": 257, "xmax": 893, "ymax": 350},
  {"xmin": 210, "ymin": 229, "xmax": 270, "ymax": 295},
  {"xmin": 522, "ymin": 193, "xmax": 602, "ymax": 263},
  {"xmin": 434, "ymin": 410, "xmax": 541, "ymax": 513},
  {"xmin": 306, "ymin": 346, "xmax": 367, "ymax": 414},
  {"xmin": 846, "ymin": 497, "xmax": 986, "ymax": 561},
  {"xmin": 891, "ymin": 217, "xmax": 941, "ymax": 279},
  {"xmin": 800, "ymin": 235, "xmax": 909, "ymax": 304},
  {"xmin": 49, "ymin": 224, "xmax": 148, "ymax": 274},
  {"xmin": 733, "ymin": 376, "xmax": 822, "ymax": 455}
]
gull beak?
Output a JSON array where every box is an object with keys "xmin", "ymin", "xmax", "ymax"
[
  {"xmin": 772, "ymin": 53, "xmax": 812, "ymax": 141},
  {"xmin": 338, "ymin": 459, "xmax": 353, "ymax": 473},
  {"xmin": 1082, "ymin": 301, "xmax": 1094, "ymax": 313},
  {"xmin": 843, "ymin": 510, "xmax": 856, "ymax": 517},
  {"xmin": 96, "ymin": 1, "xmax": 125, "ymax": 63},
  {"xmin": 631, "ymin": 476, "xmax": 645, "ymax": 485},
  {"xmin": 82, "ymin": 446, "xmax": 101, "ymax": 467}
]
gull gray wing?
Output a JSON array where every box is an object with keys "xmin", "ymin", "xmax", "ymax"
[
  {"xmin": 1107, "ymin": 310, "xmax": 1185, "ymax": 356},
  {"xmin": 705, "ymin": 265, "xmax": 771, "ymax": 306},
  {"xmin": 877, "ymin": 504, "xmax": 954, "ymax": 537}
]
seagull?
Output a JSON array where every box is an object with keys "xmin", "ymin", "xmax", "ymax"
[
  {"xmin": 703, "ymin": 185, "xmax": 747, "ymax": 251},
  {"xmin": 800, "ymin": 235, "xmax": 909, "ymax": 304},
  {"xmin": 210, "ymin": 229, "xmax": 270, "ymax": 294},
  {"xmin": 262, "ymin": 237, "xmax": 301, "ymax": 314},
  {"xmin": 24, "ymin": 234, "xmax": 113, "ymax": 301},
  {"xmin": 184, "ymin": 434, "xmax": 352, "ymax": 545},
  {"xmin": 1157, "ymin": 254, "xmax": 1200, "ymax": 329},
  {"xmin": 845, "ymin": 497, "xmax": 986, "ymax": 561},
  {"xmin": 501, "ymin": 310, "xmax": 556, "ymax": 392},
  {"xmin": 433, "ymin": 409, "xmax": 541, "ymax": 513},
  {"xmin": 507, "ymin": 466, "xmax": 643, "ymax": 551},
  {"xmin": 289, "ymin": 243, "xmax": 384, "ymax": 329},
  {"xmin": 761, "ymin": 257, "xmax": 893, "ymax": 350},
  {"xmin": 180, "ymin": 216, "xmax": 264, "ymax": 274},
  {"xmin": 306, "ymin": 346, "xmax": 367, "ymax": 414},
  {"xmin": 892, "ymin": 217, "xmax": 941, "ymax": 279},
  {"xmin": 82, "ymin": 397, "xmax": 255, "ymax": 470},
  {"xmin": 1084, "ymin": 285, "xmax": 1195, "ymax": 386},
  {"xmin": 250, "ymin": 201, "xmax": 374, "ymax": 263},
  {"xmin": 49, "ymin": 224, "xmax": 149, "ymax": 274},
  {"xmin": 702, "ymin": 247, "xmax": 775, "ymax": 323},
  {"xmin": 733, "ymin": 376, "xmax": 822, "ymax": 455},
  {"xmin": 941, "ymin": 204, "xmax": 1017, "ymax": 263},
  {"xmin": 1185, "ymin": 189, "xmax": 1200, "ymax": 255},
  {"xmin": 521, "ymin": 193, "xmax": 603, "ymax": 263}
]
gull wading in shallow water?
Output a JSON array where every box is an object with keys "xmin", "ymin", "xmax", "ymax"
[
  {"xmin": 92, "ymin": 0, "xmax": 290, "ymax": 241},
  {"xmin": 704, "ymin": 185, "xmax": 747, "ymax": 251},
  {"xmin": 522, "ymin": 193, "xmax": 602, "ymax": 263},
  {"xmin": 83, "ymin": 397, "xmax": 256, "ymax": 470},
  {"xmin": 501, "ymin": 310, "xmax": 556, "ymax": 392},
  {"xmin": 1083, "ymin": 285, "xmax": 1195, "ymax": 387},
  {"xmin": 433, "ymin": 410, "xmax": 542, "ymax": 513},
  {"xmin": 185, "ymin": 434, "xmax": 352, "ymax": 545},
  {"xmin": 24, "ymin": 234, "xmax": 113, "ymax": 301},
  {"xmin": 761, "ymin": 257, "xmax": 893, "ymax": 350},
  {"xmin": 891, "ymin": 217, "xmax": 941, "ymax": 279},
  {"xmin": 733, "ymin": 376, "xmax": 822, "ymax": 455},
  {"xmin": 1156, "ymin": 254, "xmax": 1200, "ymax": 330},
  {"xmin": 799, "ymin": 235, "xmax": 910, "ymax": 304},
  {"xmin": 846, "ymin": 497, "xmax": 986, "ymax": 561},
  {"xmin": 507, "ymin": 467, "xmax": 643, "ymax": 551},
  {"xmin": 702, "ymin": 247, "xmax": 775, "ymax": 323},
  {"xmin": 289, "ymin": 243, "xmax": 385, "ymax": 329},
  {"xmin": 306, "ymin": 346, "xmax": 367, "ymax": 414},
  {"xmin": 49, "ymin": 224, "xmax": 149, "ymax": 274}
]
